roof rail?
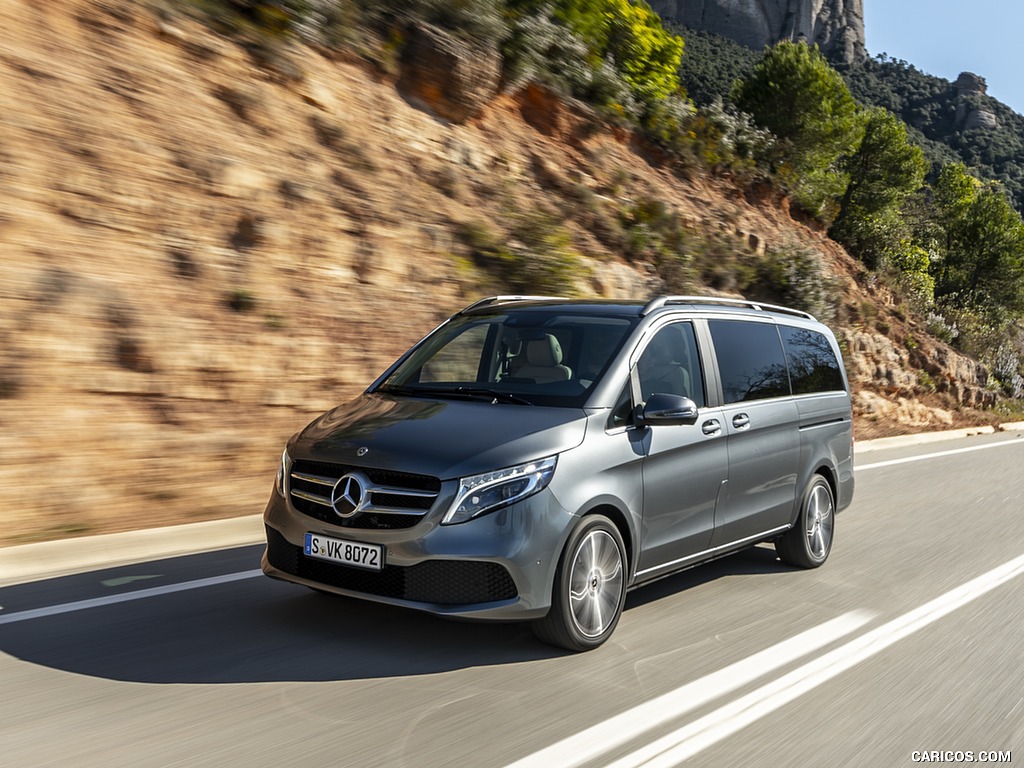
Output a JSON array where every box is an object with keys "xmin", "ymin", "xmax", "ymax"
[
  {"xmin": 640, "ymin": 295, "xmax": 815, "ymax": 320},
  {"xmin": 458, "ymin": 295, "xmax": 565, "ymax": 314}
]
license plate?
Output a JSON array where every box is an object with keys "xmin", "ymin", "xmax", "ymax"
[{"xmin": 304, "ymin": 533, "xmax": 384, "ymax": 572}]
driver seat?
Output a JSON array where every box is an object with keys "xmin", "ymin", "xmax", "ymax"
[{"xmin": 516, "ymin": 334, "xmax": 572, "ymax": 383}]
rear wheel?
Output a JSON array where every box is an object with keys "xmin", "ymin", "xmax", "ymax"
[
  {"xmin": 532, "ymin": 515, "xmax": 627, "ymax": 652},
  {"xmin": 776, "ymin": 475, "xmax": 834, "ymax": 568}
]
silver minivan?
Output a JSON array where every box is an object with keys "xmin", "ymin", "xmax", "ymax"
[{"xmin": 262, "ymin": 296, "xmax": 854, "ymax": 650}]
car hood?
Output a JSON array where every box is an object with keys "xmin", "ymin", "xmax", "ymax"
[{"xmin": 292, "ymin": 393, "xmax": 588, "ymax": 479}]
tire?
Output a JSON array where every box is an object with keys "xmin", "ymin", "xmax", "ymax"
[
  {"xmin": 532, "ymin": 515, "xmax": 627, "ymax": 652},
  {"xmin": 776, "ymin": 475, "xmax": 835, "ymax": 568}
]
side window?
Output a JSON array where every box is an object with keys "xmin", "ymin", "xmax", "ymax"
[
  {"xmin": 779, "ymin": 325, "xmax": 846, "ymax": 394},
  {"xmin": 708, "ymin": 320, "xmax": 790, "ymax": 404},
  {"xmin": 636, "ymin": 323, "xmax": 706, "ymax": 408}
]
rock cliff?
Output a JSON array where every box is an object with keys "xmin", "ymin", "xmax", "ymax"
[{"xmin": 651, "ymin": 0, "xmax": 866, "ymax": 64}]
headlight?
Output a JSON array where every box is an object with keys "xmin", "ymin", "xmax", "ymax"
[
  {"xmin": 442, "ymin": 456, "xmax": 557, "ymax": 525},
  {"xmin": 276, "ymin": 448, "xmax": 289, "ymax": 496}
]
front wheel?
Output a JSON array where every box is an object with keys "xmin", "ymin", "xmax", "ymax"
[
  {"xmin": 776, "ymin": 475, "xmax": 835, "ymax": 568},
  {"xmin": 532, "ymin": 515, "xmax": 627, "ymax": 652}
]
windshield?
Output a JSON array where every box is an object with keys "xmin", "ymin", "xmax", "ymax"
[{"xmin": 377, "ymin": 310, "xmax": 638, "ymax": 407}]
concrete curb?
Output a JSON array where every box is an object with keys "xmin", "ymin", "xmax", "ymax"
[
  {"xmin": 854, "ymin": 421, "xmax": 1024, "ymax": 453},
  {"xmin": 0, "ymin": 515, "xmax": 265, "ymax": 587},
  {"xmin": 3, "ymin": 421, "xmax": 1024, "ymax": 586}
]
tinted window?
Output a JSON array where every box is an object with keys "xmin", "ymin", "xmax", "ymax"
[
  {"xmin": 637, "ymin": 322, "xmax": 706, "ymax": 407},
  {"xmin": 709, "ymin": 319, "xmax": 790, "ymax": 403},
  {"xmin": 779, "ymin": 325, "xmax": 846, "ymax": 394}
]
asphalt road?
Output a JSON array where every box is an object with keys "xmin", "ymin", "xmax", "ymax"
[{"xmin": 1, "ymin": 432, "xmax": 1023, "ymax": 767}]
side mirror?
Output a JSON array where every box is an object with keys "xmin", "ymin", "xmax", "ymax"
[{"xmin": 639, "ymin": 393, "xmax": 699, "ymax": 426}]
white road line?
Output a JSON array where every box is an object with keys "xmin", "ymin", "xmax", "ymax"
[
  {"xmin": 0, "ymin": 570, "xmax": 263, "ymax": 626},
  {"xmin": 857, "ymin": 436, "xmax": 1024, "ymax": 471},
  {"xmin": 504, "ymin": 611, "xmax": 875, "ymax": 768},
  {"xmin": 604, "ymin": 551, "xmax": 1024, "ymax": 768}
]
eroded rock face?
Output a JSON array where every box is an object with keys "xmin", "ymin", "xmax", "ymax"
[
  {"xmin": 843, "ymin": 329, "xmax": 996, "ymax": 410},
  {"xmin": 397, "ymin": 21, "xmax": 501, "ymax": 124},
  {"xmin": 651, "ymin": 0, "xmax": 866, "ymax": 64},
  {"xmin": 953, "ymin": 73, "xmax": 998, "ymax": 131},
  {"xmin": 955, "ymin": 71, "xmax": 987, "ymax": 96}
]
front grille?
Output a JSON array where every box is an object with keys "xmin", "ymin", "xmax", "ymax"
[
  {"xmin": 289, "ymin": 460, "xmax": 441, "ymax": 530},
  {"xmin": 265, "ymin": 526, "xmax": 518, "ymax": 605}
]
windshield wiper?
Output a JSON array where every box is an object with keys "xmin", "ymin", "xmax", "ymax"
[
  {"xmin": 454, "ymin": 387, "xmax": 534, "ymax": 405},
  {"xmin": 379, "ymin": 385, "xmax": 533, "ymax": 405}
]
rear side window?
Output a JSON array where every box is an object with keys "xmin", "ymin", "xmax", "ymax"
[
  {"xmin": 779, "ymin": 325, "xmax": 846, "ymax": 394},
  {"xmin": 708, "ymin": 319, "xmax": 790, "ymax": 404}
]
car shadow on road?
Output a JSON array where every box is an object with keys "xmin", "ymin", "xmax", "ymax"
[{"xmin": 0, "ymin": 543, "xmax": 796, "ymax": 684}]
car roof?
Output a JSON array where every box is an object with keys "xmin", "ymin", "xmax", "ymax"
[{"xmin": 458, "ymin": 295, "xmax": 817, "ymax": 322}]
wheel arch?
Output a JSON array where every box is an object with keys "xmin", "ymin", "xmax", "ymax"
[
  {"xmin": 578, "ymin": 502, "xmax": 636, "ymax": 580},
  {"xmin": 791, "ymin": 461, "xmax": 838, "ymax": 526},
  {"xmin": 814, "ymin": 462, "xmax": 838, "ymax": 505}
]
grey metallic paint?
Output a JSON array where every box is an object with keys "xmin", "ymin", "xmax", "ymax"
[{"xmin": 262, "ymin": 297, "xmax": 855, "ymax": 623}]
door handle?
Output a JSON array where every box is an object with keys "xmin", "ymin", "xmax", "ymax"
[
  {"xmin": 732, "ymin": 413, "xmax": 750, "ymax": 429},
  {"xmin": 702, "ymin": 419, "xmax": 722, "ymax": 436}
]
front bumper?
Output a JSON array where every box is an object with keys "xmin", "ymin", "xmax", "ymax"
[{"xmin": 261, "ymin": 483, "xmax": 575, "ymax": 621}]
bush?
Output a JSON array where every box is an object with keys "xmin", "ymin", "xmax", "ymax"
[
  {"xmin": 754, "ymin": 241, "xmax": 837, "ymax": 322},
  {"xmin": 926, "ymin": 311, "xmax": 959, "ymax": 344},
  {"xmin": 880, "ymin": 240, "xmax": 935, "ymax": 311},
  {"xmin": 396, "ymin": 0, "xmax": 509, "ymax": 45},
  {"xmin": 992, "ymin": 339, "xmax": 1024, "ymax": 398},
  {"xmin": 503, "ymin": 9, "xmax": 638, "ymax": 118},
  {"xmin": 183, "ymin": 0, "xmax": 310, "ymax": 39},
  {"xmin": 227, "ymin": 288, "xmax": 257, "ymax": 312},
  {"xmin": 676, "ymin": 98, "xmax": 773, "ymax": 178},
  {"xmin": 463, "ymin": 209, "xmax": 588, "ymax": 294},
  {"xmin": 615, "ymin": 196, "xmax": 697, "ymax": 290},
  {"xmin": 501, "ymin": 210, "xmax": 588, "ymax": 294}
]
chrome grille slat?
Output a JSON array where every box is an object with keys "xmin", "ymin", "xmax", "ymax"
[
  {"xmin": 361, "ymin": 503, "xmax": 429, "ymax": 516},
  {"xmin": 292, "ymin": 489, "xmax": 333, "ymax": 507},
  {"xmin": 288, "ymin": 460, "xmax": 441, "ymax": 530},
  {"xmin": 367, "ymin": 485, "xmax": 436, "ymax": 498},
  {"xmin": 290, "ymin": 471, "xmax": 336, "ymax": 487}
]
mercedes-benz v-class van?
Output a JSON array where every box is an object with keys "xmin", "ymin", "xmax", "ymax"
[{"xmin": 262, "ymin": 296, "xmax": 854, "ymax": 650}]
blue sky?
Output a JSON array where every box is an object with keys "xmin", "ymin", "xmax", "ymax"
[{"xmin": 864, "ymin": 0, "xmax": 1024, "ymax": 115}]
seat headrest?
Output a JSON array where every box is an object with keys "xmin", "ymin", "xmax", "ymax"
[{"xmin": 526, "ymin": 334, "xmax": 563, "ymax": 367}]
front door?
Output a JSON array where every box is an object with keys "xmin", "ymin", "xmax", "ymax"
[{"xmin": 635, "ymin": 322, "xmax": 727, "ymax": 575}]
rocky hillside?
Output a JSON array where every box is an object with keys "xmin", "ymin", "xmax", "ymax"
[{"xmin": 0, "ymin": 0, "xmax": 998, "ymax": 545}]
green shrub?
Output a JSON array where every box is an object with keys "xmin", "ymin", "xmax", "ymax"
[
  {"xmin": 184, "ymin": 0, "xmax": 309, "ymax": 39},
  {"xmin": 502, "ymin": 210, "xmax": 588, "ymax": 294},
  {"xmin": 881, "ymin": 240, "xmax": 935, "ymax": 311},
  {"xmin": 917, "ymin": 370, "xmax": 937, "ymax": 393},
  {"xmin": 753, "ymin": 241, "xmax": 837, "ymax": 321},
  {"xmin": 455, "ymin": 219, "xmax": 500, "ymax": 253},
  {"xmin": 461, "ymin": 209, "xmax": 588, "ymax": 294},
  {"xmin": 227, "ymin": 288, "xmax": 257, "ymax": 312}
]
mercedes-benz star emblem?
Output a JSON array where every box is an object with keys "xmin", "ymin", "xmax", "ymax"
[
  {"xmin": 356, "ymin": 447, "xmax": 369, "ymax": 457},
  {"xmin": 331, "ymin": 472, "xmax": 369, "ymax": 518}
]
